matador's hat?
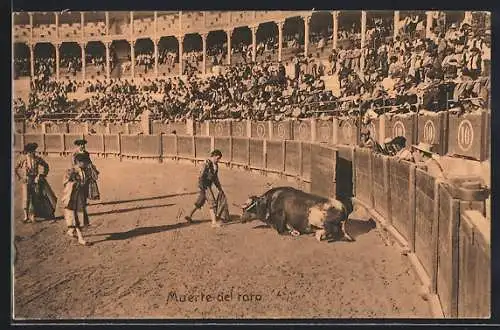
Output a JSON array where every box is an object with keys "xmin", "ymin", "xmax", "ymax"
[
  {"xmin": 23, "ymin": 142, "xmax": 38, "ymax": 153},
  {"xmin": 74, "ymin": 139, "xmax": 87, "ymax": 146}
]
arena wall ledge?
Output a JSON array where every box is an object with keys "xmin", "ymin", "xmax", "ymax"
[
  {"xmin": 15, "ymin": 109, "xmax": 491, "ymax": 162},
  {"xmin": 13, "ymin": 131, "xmax": 490, "ymax": 319}
]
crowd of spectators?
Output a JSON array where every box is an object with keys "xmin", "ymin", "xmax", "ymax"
[
  {"xmin": 14, "ymin": 80, "xmax": 73, "ymax": 121},
  {"xmin": 326, "ymin": 16, "xmax": 490, "ymax": 119},
  {"xmin": 14, "ymin": 13, "xmax": 490, "ymax": 123},
  {"xmin": 14, "ymin": 57, "xmax": 30, "ymax": 78}
]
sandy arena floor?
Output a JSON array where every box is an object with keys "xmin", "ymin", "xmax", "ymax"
[{"xmin": 12, "ymin": 156, "xmax": 432, "ymax": 319}]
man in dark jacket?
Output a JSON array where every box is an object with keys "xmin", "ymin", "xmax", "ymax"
[{"xmin": 185, "ymin": 149, "xmax": 224, "ymax": 228}]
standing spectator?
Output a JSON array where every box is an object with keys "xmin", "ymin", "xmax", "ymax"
[{"xmin": 467, "ymin": 47, "xmax": 482, "ymax": 79}]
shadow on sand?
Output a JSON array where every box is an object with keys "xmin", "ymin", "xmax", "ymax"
[
  {"xmin": 50, "ymin": 203, "xmax": 176, "ymax": 221},
  {"xmin": 88, "ymin": 219, "xmax": 211, "ymax": 244},
  {"xmin": 221, "ymin": 214, "xmax": 242, "ymax": 226},
  {"xmin": 88, "ymin": 192, "xmax": 198, "ymax": 206},
  {"xmin": 345, "ymin": 218, "xmax": 377, "ymax": 240}
]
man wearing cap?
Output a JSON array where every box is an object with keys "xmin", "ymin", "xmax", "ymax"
[
  {"xmin": 15, "ymin": 143, "xmax": 52, "ymax": 223},
  {"xmin": 359, "ymin": 128, "xmax": 377, "ymax": 150},
  {"xmin": 72, "ymin": 139, "xmax": 91, "ymax": 166},
  {"xmin": 412, "ymin": 142, "xmax": 446, "ymax": 179},
  {"xmin": 388, "ymin": 136, "xmax": 413, "ymax": 161},
  {"xmin": 185, "ymin": 149, "xmax": 225, "ymax": 228}
]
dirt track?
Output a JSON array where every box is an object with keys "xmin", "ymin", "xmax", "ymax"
[{"xmin": 13, "ymin": 157, "xmax": 432, "ymax": 319}]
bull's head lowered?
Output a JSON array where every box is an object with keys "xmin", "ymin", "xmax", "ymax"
[{"xmin": 240, "ymin": 196, "xmax": 267, "ymax": 223}]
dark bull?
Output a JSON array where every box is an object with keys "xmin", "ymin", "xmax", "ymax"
[{"xmin": 240, "ymin": 187, "xmax": 354, "ymax": 242}]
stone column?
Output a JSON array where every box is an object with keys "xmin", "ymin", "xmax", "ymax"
[
  {"xmin": 394, "ymin": 11, "xmax": 400, "ymax": 40},
  {"xmin": 105, "ymin": 41, "xmax": 110, "ymax": 78},
  {"xmin": 81, "ymin": 42, "xmax": 86, "ymax": 80},
  {"xmin": 54, "ymin": 13, "xmax": 59, "ymax": 39},
  {"xmin": 303, "ymin": 15, "xmax": 311, "ymax": 56},
  {"xmin": 360, "ymin": 10, "xmax": 367, "ymax": 72},
  {"xmin": 130, "ymin": 40, "xmax": 135, "ymax": 78},
  {"xmin": 277, "ymin": 20, "xmax": 284, "ymax": 62},
  {"xmin": 226, "ymin": 28, "xmax": 233, "ymax": 65},
  {"xmin": 332, "ymin": 11, "xmax": 339, "ymax": 49},
  {"xmin": 464, "ymin": 11, "xmax": 473, "ymax": 25},
  {"xmin": 361, "ymin": 10, "xmax": 367, "ymax": 49},
  {"xmin": 29, "ymin": 12, "xmax": 33, "ymax": 40},
  {"xmin": 55, "ymin": 43, "xmax": 60, "ymax": 80},
  {"xmin": 154, "ymin": 39, "xmax": 159, "ymax": 77},
  {"xmin": 81, "ymin": 12, "xmax": 85, "ymax": 38},
  {"xmin": 105, "ymin": 11, "xmax": 109, "ymax": 35},
  {"xmin": 154, "ymin": 11, "xmax": 158, "ymax": 39},
  {"xmin": 426, "ymin": 11, "xmax": 433, "ymax": 39},
  {"xmin": 130, "ymin": 11, "xmax": 134, "ymax": 38},
  {"xmin": 251, "ymin": 25, "xmax": 258, "ymax": 63},
  {"xmin": 201, "ymin": 33, "xmax": 207, "ymax": 75},
  {"xmin": 178, "ymin": 35, "xmax": 183, "ymax": 76},
  {"xmin": 29, "ymin": 43, "xmax": 35, "ymax": 78}
]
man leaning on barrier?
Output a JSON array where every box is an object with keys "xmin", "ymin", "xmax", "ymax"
[{"xmin": 185, "ymin": 149, "xmax": 226, "ymax": 228}]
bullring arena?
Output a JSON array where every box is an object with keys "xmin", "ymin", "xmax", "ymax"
[
  {"xmin": 13, "ymin": 156, "xmax": 431, "ymax": 318},
  {"xmin": 12, "ymin": 9, "xmax": 490, "ymax": 320}
]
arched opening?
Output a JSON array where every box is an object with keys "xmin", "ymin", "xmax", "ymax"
[
  {"xmin": 111, "ymin": 39, "xmax": 131, "ymax": 78},
  {"xmin": 398, "ymin": 11, "xmax": 427, "ymax": 40},
  {"xmin": 59, "ymin": 42, "xmax": 82, "ymax": 80},
  {"xmin": 207, "ymin": 30, "xmax": 227, "ymax": 72},
  {"xmin": 256, "ymin": 22, "xmax": 278, "ymax": 63},
  {"xmin": 158, "ymin": 36, "xmax": 179, "ymax": 77},
  {"xmin": 13, "ymin": 43, "xmax": 30, "ymax": 79},
  {"xmin": 310, "ymin": 11, "xmax": 333, "ymax": 60},
  {"xmin": 231, "ymin": 26, "xmax": 252, "ymax": 65},
  {"xmin": 444, "ymin": 11, "xmax": 465, "ymax": 31},
  {"xmin": 183, "ymin": 33, "xmax": 202, "ymax": 76},
  {"xmin": 337, "ymin": 11, "xmax": 362, "ymax": 50},
  {"xmin": 86, "ymin": 41, "xmax": 106, "ymax": 79},
  {"xmin": 134, "ymin": 38, "xmax": 154, "ymax": 78},
  {"xmin": 365, "ymin": 11, "xmax": 394, "ymax": 50},
  {"xmin": 34, "ymin": 42, "xmax": 56, "ymax": 81}
]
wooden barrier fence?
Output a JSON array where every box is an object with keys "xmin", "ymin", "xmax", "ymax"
[{"xmin": 15, "ymin": 110, "xmax": 490, "ymax": 161}]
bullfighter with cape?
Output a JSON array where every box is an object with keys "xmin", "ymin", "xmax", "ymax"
[
  {"xmin": 61, "ymin": 153, "xmax": 92, "ymax": 246},
  {"xmin": 185, "ymin": 149, "xmax": 230, "ymax": 227},
  {"xmin": 15, "ymin": 143, "xmax": 57, "ymax": 222},
  {"xmin": 72, "ymin": 139, "xmax": 100, "ymax": 201}
]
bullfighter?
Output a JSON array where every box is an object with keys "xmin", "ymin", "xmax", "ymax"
[
  {"xmin": 185, "ymin": 149, "xmax": 227, "ymax": 228},
  {"xmin": 15, "ymin": 143, "xmax": 56, "ymax": 223}
]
